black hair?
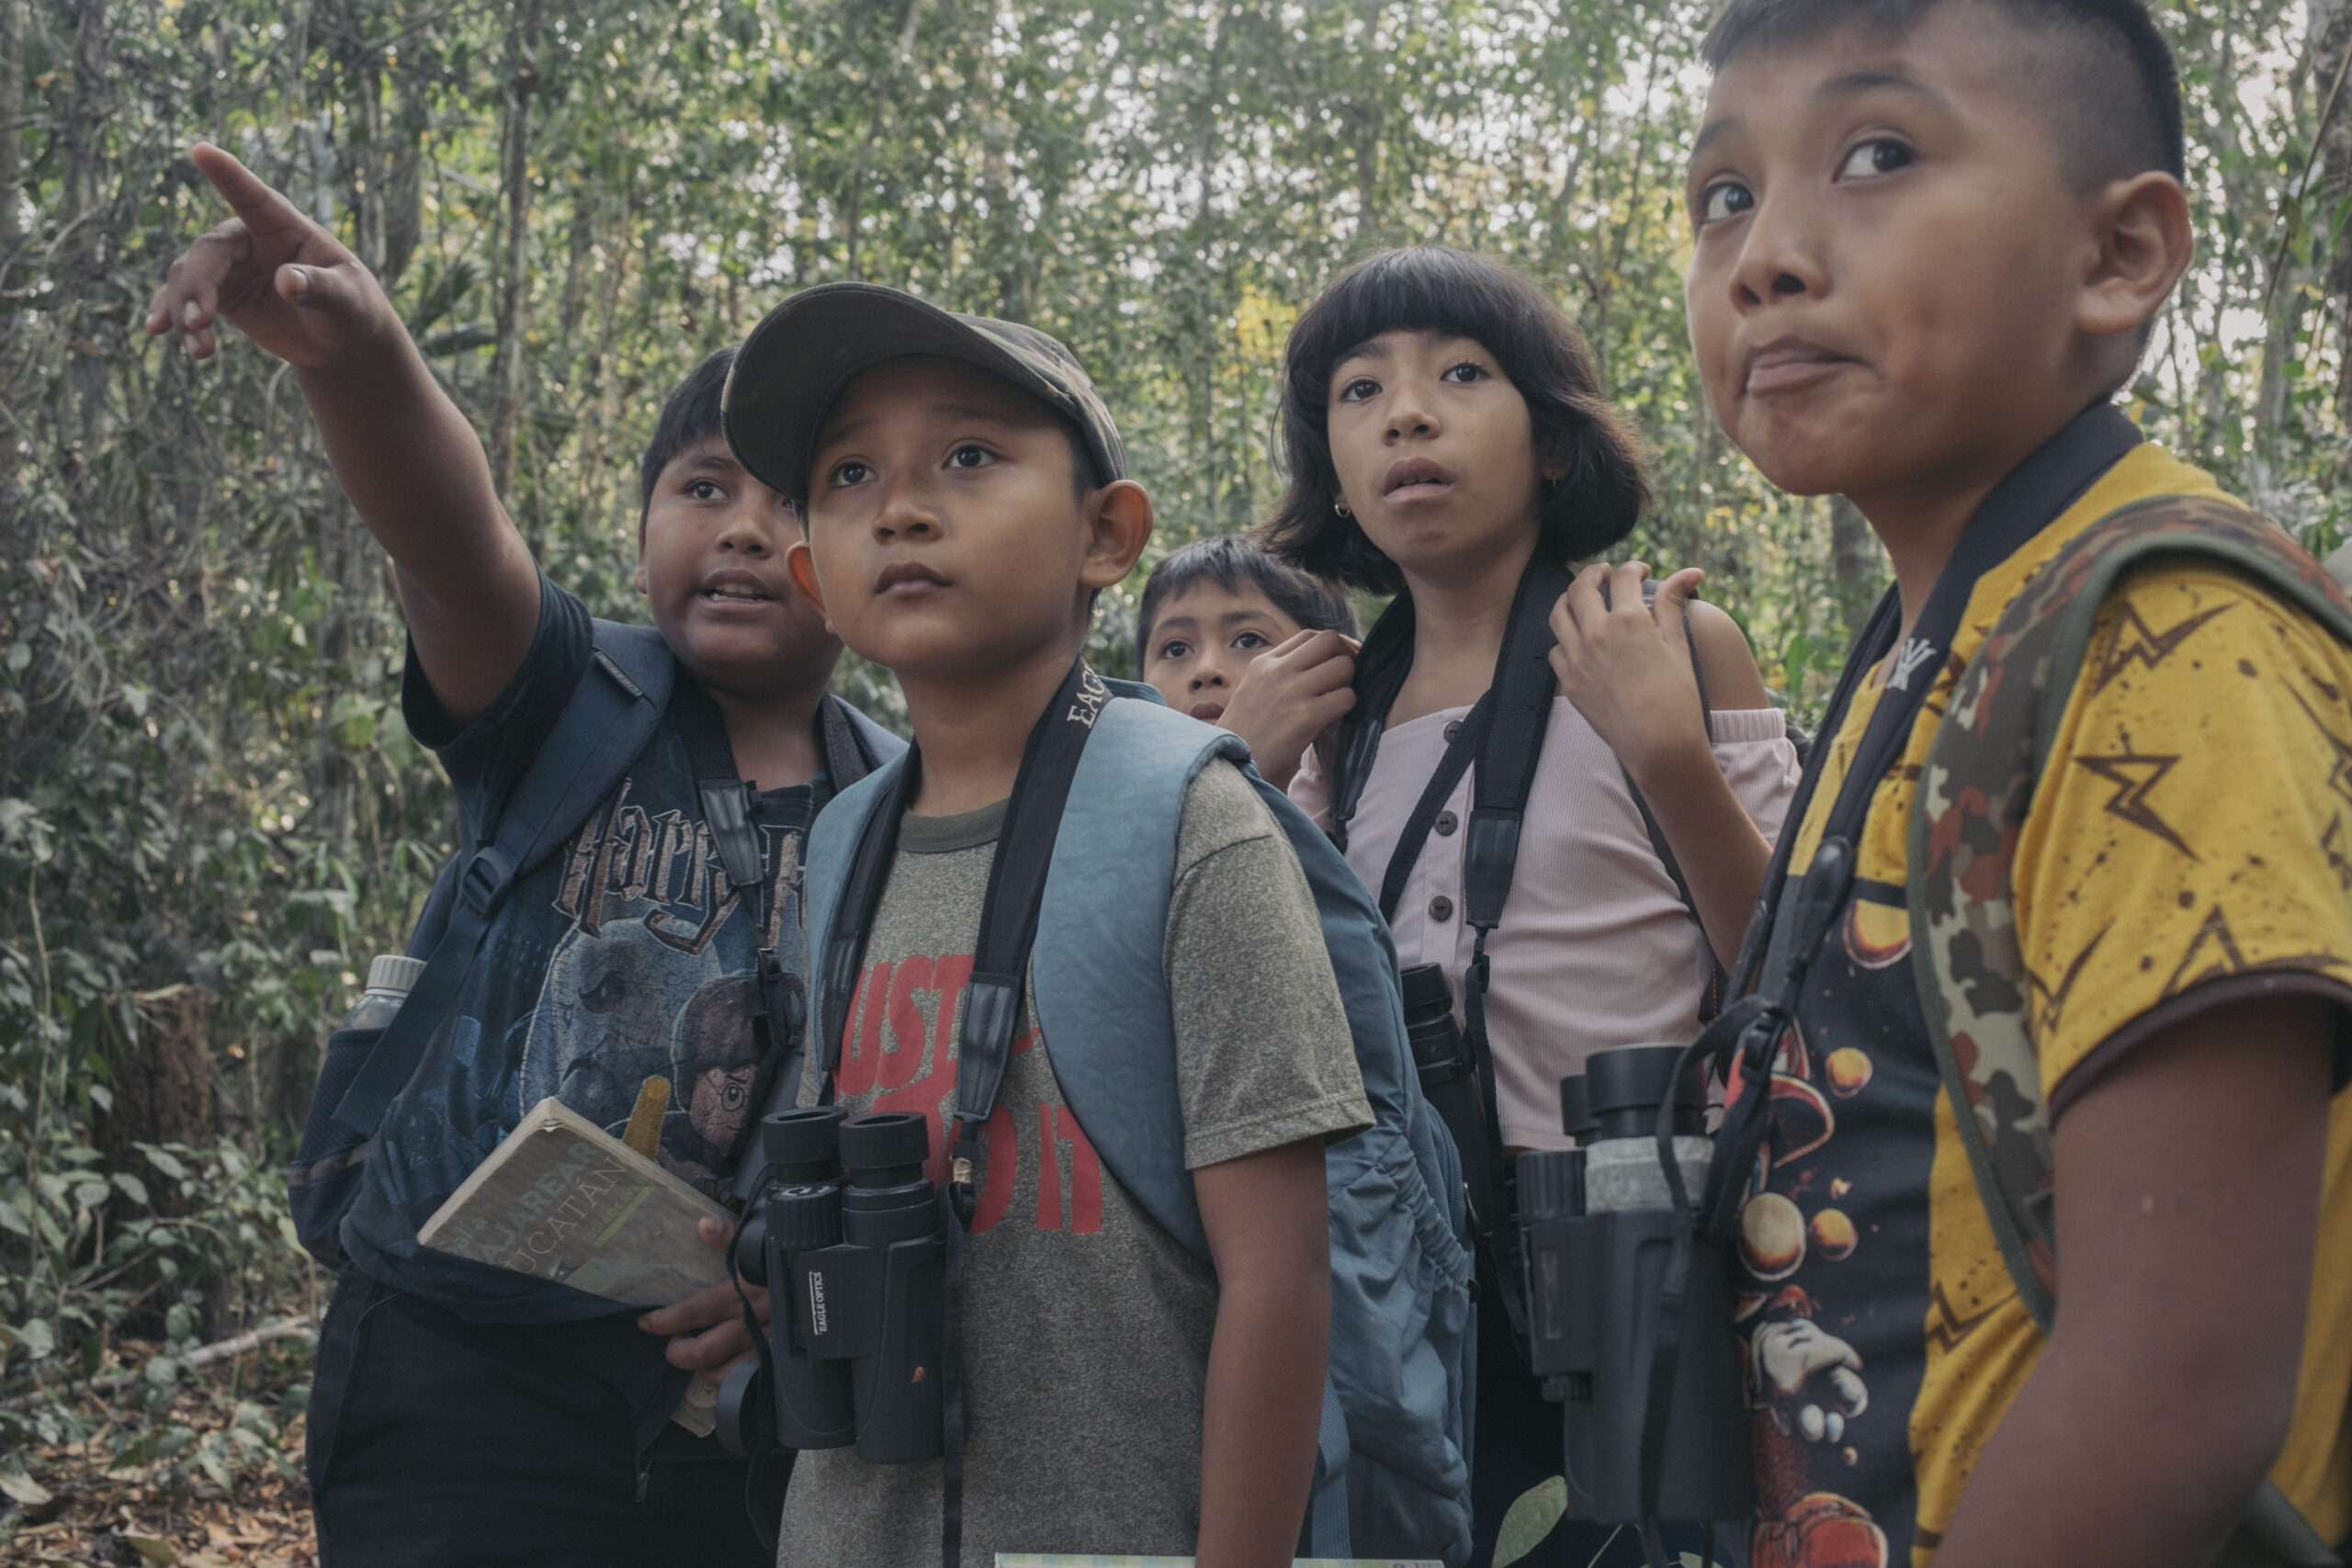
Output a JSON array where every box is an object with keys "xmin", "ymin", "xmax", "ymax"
[
  {"xmin": 1701, "ymin": 0, "xmax": 2186, "ymax": 186},
  {"xmin": 639, "ymin": 346, "xmax": 738, "ymax": 521},
  {"xmin": 1258, "ymin": 246, "xmax": 1650, "ymax": 597},
  {"xmin": 1062, "ymin": 423, "xmax": 1105, "ymax": 498},
  {"xmin": 1135, "ymin": 535, "xmax": 1361, "ymax": 666}
]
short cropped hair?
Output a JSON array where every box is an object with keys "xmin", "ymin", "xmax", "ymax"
[
  {"xmin": 1259, "ymin": 247, "xmax": 1649, "ymax": 597},
  {"xmin": 1135, "ymin": 535, "xmax": 1361, "ymax": 666},
  {"xmin": 639, "ymin": 347, "xmax": 738, "ymax": 521},
  {"xmin": 1702, "ymin": 0, "xmax": 2186, "ymax": 187}
]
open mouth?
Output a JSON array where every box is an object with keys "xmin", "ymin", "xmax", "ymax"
[
  {"xmin": 697, "ymin": 570, "xmax": 776, "ymax": 605},
  {"xmin": 1382, "ymin": 457, "xmax": 1455, "ymax": 499}
]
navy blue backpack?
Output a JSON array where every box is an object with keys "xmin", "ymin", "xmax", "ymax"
[{"xmin": 288, "ymin": 622, "xmax": 899, "ymax": 1266}]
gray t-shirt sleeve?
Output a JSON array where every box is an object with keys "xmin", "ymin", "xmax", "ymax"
[{"xmin": 1165, "ymin": 760, "xmax": 1373, "ymax": 1169}]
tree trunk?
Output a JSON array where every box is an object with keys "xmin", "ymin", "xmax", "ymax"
[
  {"xmin": 487, "ymin": 0, "xmax": 545, "ymax": 506},
  {"xmin": 2251, "ymin": 0, "xmax": 2346, "ymax": 506},
  {"xmin": 1829, "ymin": 495, "xmax": 1884, "ymax": 647},
  {"xmin": 61, "ymin": 0, "xmax": 110, "ymax": 450},
  {"xmin": 0, "ymin": 0, "xmax": 23, "ymax": 297},
  {"xmin": 843, "ymin": 0, "xmax": 925, "ymax": 282},
  {"xmin": 2314, "ymin": 0, "xmax": 2352, "ymax": 434},
  {"xmin": 96, "ymin": 987, "xmax": 221, "ymax": 1335}
]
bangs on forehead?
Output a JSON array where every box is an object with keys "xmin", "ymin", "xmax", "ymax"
[{"xmin": 1295, "ymin": 247, "xmax": 1554, "ymax": 379}]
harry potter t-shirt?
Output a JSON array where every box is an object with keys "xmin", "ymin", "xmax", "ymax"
[{"xmin": 344, "ymin": 578, "xmax": 827, "ymax": 1324}]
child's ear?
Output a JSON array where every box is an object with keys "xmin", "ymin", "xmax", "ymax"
[
  {"xmin": 632, "ymin": 525, "xmax": 650, "ymax": 597},
  {"xmin": 1080, "ymin": 480, "xmax": 1154, "ymax": 592},
  {"xmin": 786, "ymin": 538, "xmax": 833, "ymax": 627},
  {"xmin": 2080, "ymin": 170, "xmax": 2193, "ymax": 342}
]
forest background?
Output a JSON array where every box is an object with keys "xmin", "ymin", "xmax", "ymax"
[{"xmin": 0, "ymin": 0, "xmax": 2348, "ymax": 1545}]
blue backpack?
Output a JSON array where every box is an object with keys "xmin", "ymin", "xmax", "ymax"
[
  {"xmin": 288, "ymin": 621, "xmax": 901, "ymax": 1267},
  {"xmin": 804, "ymin": 683, "xmax": 1476, "ymax": 1562}
]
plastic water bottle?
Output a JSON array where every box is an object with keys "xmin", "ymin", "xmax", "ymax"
[{"xmin": 345, "ymin": 954, "xmax": 424, "ymax": 1032}]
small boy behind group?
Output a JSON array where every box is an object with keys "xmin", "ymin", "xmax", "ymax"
[
  {"xmin": 147, "ymin": 147, "xmax": 895, "ymax": 1566},
  {"xmin": 726, "ymin": 285, "xmax": 1373, "ymax": 1565},
  {"xmin": 1136, "ymin": 534, "xmax": 1361, "ymax": 790},
  {"xmin": 1685, "ymin": 1, "xmax": 2352, "ymax": 1563}
]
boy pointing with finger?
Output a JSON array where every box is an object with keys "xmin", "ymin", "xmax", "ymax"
[{"xmin": 148, "ymin": 145, "xmax": 900, "ymax": 1565}]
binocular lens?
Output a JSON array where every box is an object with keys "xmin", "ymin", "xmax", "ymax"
[
  {"xmin": 1585, "ymin": 1044, "xmax": 1707, "ymax": 1139},
  {"xmin": 1559, "ymin": 1075, "xmax": 1599, "ymax": 1144},
  {"xmin": 838, "ymin": 1111, "xmax": 931, "ymax": 1187},
  {"xmin": 1398, "ymin": 962, "xmax": 1453, "ymax": 1021},
  {"xmin": 763, "ymin": 1105, "xmax": 846, "ymax": 1176}
]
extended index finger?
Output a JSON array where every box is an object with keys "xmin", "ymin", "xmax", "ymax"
[{"xmin": 189, "ymin": 142, "xmax": 312, "ymax": 237}]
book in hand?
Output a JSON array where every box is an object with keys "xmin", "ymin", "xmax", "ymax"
[{"xmin": 417, "ymin": 1097, "xmax": 735, "ymax": 1308}]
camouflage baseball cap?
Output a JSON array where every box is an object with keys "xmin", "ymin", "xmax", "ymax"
[{"xmin": 722, "ymin": 282, "xmax": 1127, "ymax": 503}]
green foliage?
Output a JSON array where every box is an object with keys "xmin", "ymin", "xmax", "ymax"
[{"xmin": 0, "ymin": 0, "xmax": 2345, "ymax": 1492}]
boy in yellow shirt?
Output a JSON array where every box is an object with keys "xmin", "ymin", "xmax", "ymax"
[{"xmin": 1679, "ymin": 1, "xmax": 2352, "ymax": 1563}]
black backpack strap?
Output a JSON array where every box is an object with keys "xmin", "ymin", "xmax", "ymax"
[
  {"xmin": 1354, "ymin": 556, "xmax": 1572, "ymax": 1358},
  {"xmin": 1627, "ymin": 594, "xmax": 1726, "ymax": 1020},
  {"xmin": 331, "ymin": 623, "xmax": 674, "ymax": 1137},
  {"xmin": 818, "ymin": 693, "xmax": 882, "ymax": 789},
  {"xmin": 1327, "ymin": 592, "xmax": 1419, "ymax": 852},
  {"xmin": 817, "ymin": 661, "xmax": 1107, "ymax": 1568}
]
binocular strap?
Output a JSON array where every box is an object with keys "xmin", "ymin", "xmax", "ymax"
[{"xmin": 818, "ymin": 660, "xmax": 1109, "ymax": 1568}]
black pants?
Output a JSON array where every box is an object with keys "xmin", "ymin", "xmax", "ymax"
[
  {"xmin": 1471, "ymin": 1276, "xmax": 1724, "ymax": 1568},
  {"xmin": 307, "ymin": 1270, "xmax": 778, "ymax": 1568}
]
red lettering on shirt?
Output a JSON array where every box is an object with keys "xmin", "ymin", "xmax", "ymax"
[
  {"xmin": 1058, "ymin": 1105, "xmax": 1102, "ymax": 1235},
  {"xmin": 1037, "ymin": 1100, "xmax": 1061, "ymax": 1231},
  {"xmin": 1037, "ymin": 1102, "xmax": 1102, "ymax": 1235},
  {"xmin": 833, "ymin": 960, "xmax": 892, "ymax": 1097},
  {"xmin": 835, "ymin": 953, "xmax": 1078, "ymax": 1238},
  {"xmin": 880, "ymin": 955, "xmax": 935, "ymax": 1091}
]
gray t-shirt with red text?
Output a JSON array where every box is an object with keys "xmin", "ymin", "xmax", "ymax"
[{"xmin": 779, "ymin": 760, "xmax": 1368, "ymax": 1567}]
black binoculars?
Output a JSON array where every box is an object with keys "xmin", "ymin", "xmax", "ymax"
[
  {"xmin": 1515, "ymin": 1043, "xmax": 1753, "ymax": 1527},
  {"xmin": 1398, "ymin": 964, "xmax": 1501, "ymax": 1229},
  {"xmin": 716, "ymin": 1107, "xmax": 946, "ymax": 1465}
]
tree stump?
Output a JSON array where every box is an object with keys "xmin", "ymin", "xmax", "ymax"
[{"xmin": 96, "ymin": 986, "xmax": 221, "ymax": 1335}]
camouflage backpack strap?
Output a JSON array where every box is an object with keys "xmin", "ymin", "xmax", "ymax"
[
  {"xmin": 1909, "ymin": 493, "xmax": 2352, "ymax": 1568},
  {"xmin": 1910, "ymin": 492, "xmax": 2352, "ymax": 1330}
]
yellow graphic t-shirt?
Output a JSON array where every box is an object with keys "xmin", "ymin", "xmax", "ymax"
[{"xmin": 1758, "ymin": 443, "xmax": 2352, "ymax": 1564}]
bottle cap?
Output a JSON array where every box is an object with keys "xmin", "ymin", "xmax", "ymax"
[{"xmin": 367, "ymin": 954, "xmax": 426, "ymax": 997}]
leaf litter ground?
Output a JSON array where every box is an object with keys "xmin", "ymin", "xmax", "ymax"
[{"xmin": 0, "ymin": 1337, "xmax": 317, "ymax": 1568}]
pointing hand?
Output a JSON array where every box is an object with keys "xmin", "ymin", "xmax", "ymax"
[{"xmin": 144, "ymin": 142, "xmax": 397, "ymax": 367}]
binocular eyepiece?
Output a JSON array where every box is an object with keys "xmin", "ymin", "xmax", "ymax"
[
  {"xmin": 1517, "ymin": 1043, "xmax": 1752, "ymax": 1529},
  {"xmin": 717, "ymin": 1108, "xmax": 948, "ymax": 1466}
]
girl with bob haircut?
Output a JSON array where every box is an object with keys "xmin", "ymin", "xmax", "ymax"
[{"xmin": 1264, "ymin": 246, "xmax": 1800, "ymax": 1568}]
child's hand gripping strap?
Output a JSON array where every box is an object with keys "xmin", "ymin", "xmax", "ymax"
[{"xmin": 808, "ymin": 660, "xmax": 1110, "ymax": 1568}]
